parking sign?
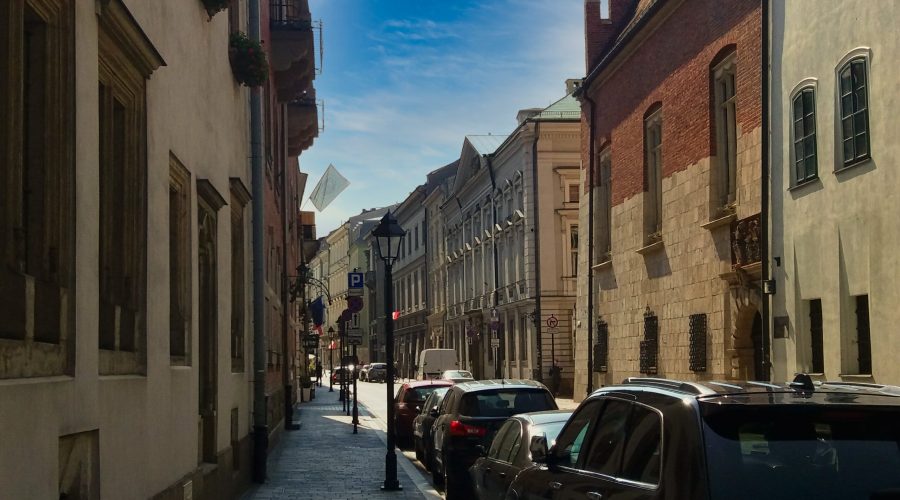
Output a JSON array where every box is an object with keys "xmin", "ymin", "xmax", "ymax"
[{"xmin": 348, "ymin": 272, "xmax": 364, "ymax": 289}]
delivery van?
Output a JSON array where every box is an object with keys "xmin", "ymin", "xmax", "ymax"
[{"xmin": 416, "ymin": 349, "xmax": 458, "ymax": 380}]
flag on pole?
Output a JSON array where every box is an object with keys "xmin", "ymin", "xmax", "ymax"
[
  {"xmin": 392, "ymin": 311, "xmax": 400, "ymax": 320},
  {"xmin": 308, "ymin": 163, "xmax": 350, "ymax": 211}
]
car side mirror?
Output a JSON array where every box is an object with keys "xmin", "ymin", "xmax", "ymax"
[
  {"xmin": 529, "ymin": 435, "xmax": 550, "ymax": 464},
  {"xmin": 476, "ymin": 444, "xmax": 487, "ymax": 457},
  {"xmin": 429, "ymin": 406, "xmax": 439, "ymax": 418},
  {"xmin": 415, "ymin": 405, "xmax": 422, "ymax": 414}
]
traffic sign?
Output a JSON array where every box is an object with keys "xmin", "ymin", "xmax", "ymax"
[
  {"xmin": 348, "ymin": 272, "xmax": 364, "ymax": 289},
  {"xmin": 303, "ymin": 335, "xmax": 319, "ymax": 349},
  {"xmin": 347, "ymin": 327, "xmax": 363, "ymax": 346},
  {"xmin": 347, "ymin": 336, "xmax": 362, "ymax": 346},
  {"xmin": 491, "ymin": 338, "xmax": 500, "ymax": 348},
  {"xmin": 347, "ymin": 295, "xmax": 363, "ymax": 313},
  {"xmin": 546, "ymin": 314, "xmax": 559, "ymax": 329}
]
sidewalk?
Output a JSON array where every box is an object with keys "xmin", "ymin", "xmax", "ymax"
[{"xmin": 242, "ymin": 388, "xmax": 434, "ymax": 500}]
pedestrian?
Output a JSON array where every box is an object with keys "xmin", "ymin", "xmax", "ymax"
[
  {"xmin": 549, "ymin": 361, "xmax": 562, "ymax": 396},
  {"xmin": 316, "ymin": 361, "xmax": 323, "ymax": 386}
]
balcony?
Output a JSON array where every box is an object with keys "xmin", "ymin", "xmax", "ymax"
[
  {"xmin": 730, "ymin": 213, "xmax": 761, "ymax": 269},
  {"xmin": 269, "ymin": 0, "xmax": 315, "ymax": 101},
  {"xmin": 286, "ymin": 94, "xmax": 318, "ymax": 155}
]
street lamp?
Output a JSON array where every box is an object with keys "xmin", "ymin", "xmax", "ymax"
[
  {"xmin": 328, "ymin": 327, "xmax": 335, "ymax": 392},
  {"xmin": 373, "ymin": 211, "xmax": 405, "ymax": 492}
]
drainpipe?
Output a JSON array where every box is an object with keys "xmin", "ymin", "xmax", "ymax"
[
  {"xmin": 530, "ymin": 120, "xmax": 543, "ymax": 383},
  {"xmin": 584, "ymin": 95, "xmax": 597, "ymax": 396},
  {"xmin": 485, "ymin": 156, "xmax": 500, "ymax": 379},
  {"xmin": 281, "ymin": 113, "xmax": 297, "ymax": 431},
  {"xmin": 250, "ymin": 0, "xmax": 268, "ymax": 483},
  {"xmin": 761, "ymin": 0, "xmax": 772, "ymax": 380}
]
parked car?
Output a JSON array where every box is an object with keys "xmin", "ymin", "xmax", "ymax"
[
  {"xmin": 330, "ymin": 366, "xmax": 355, "ymax": 385},
  {"xmin": 358, "ymin": 364, "xmax": 372, "ymax": 381},
  {"xmin": 367, "ymin": 362, "xmax": 388, "ymax": 383},
  {"xmin": 469, "ymin": 410, "xmax": 572, "ymax": 500},
  {"xmin": 440, "ymin": 369, "xmax": 474, "ymax": 383},
  {"xmin": 413, "ymin": 386, "xmax": 452, "ymax": 470},
  {"xmin": 431, "ymin": 380, "xmax": 558, "ymax": 499},
  {"xmin": 395, "ymin": 380, "xmax": 454, "ymax": 447},
  {"xmin": 509, "ymin": 375, "xmax": 900, "ymax": 500}
]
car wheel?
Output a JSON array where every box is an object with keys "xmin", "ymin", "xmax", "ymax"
[
  {"xmin": 442, "ymin": 453, "xmax": 458, "ymax": 500},
  {"xmin": 414, "ymin": 437, "xmax": 423, "ymax": 462},
  {"xmin": 431, "ymin": 450, "xmax": 444, "ymax": 486}
]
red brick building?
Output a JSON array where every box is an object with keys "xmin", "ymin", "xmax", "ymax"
[{"xmin": 574, "ymin": 0, "xmax": 764, "ymax": 398}]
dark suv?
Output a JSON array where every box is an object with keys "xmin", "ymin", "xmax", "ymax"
[
  {"xmin": 431, "ymin": 379, "xmax": 557, "ymax": 499},
  {"xmin": 510, "ymin": 375, "xmax": 900, "ymax": 500}
]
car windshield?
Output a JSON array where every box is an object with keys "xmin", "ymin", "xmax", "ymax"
[
  {"xmin": 703, "ymin": 405, "xmax": 900, "ymax": 500},
  {"xmin": 444, "ymin": 370, "xmax": 472, "ymax": 379},
  {"xmin": 371, "ymin": 364, "xmax": 386, "ymax": 369},
  {"xmin": 460, "ymin": 389, "xmax": 557, "ymax": 417},
  {"xmin": 408, "ymin": 386, "xmax": 444, "ymax": 403}
]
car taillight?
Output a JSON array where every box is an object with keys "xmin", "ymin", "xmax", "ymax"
[
  {"xmin": 396, "ymin": 402, "xmax": 407, "ymax": 410},
  {"xmin": 449, "ymin": 420, "xmax": 486, "ymax": 437}
]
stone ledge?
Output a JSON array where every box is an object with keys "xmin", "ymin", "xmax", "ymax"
[
  {"xmin": 591, "ymin": 260, "xmax": 612, "ymax": 271},
  {"xmin": 635, "ymin": 240, "xmax": 664, "ymax": 255},
  {"xmin": 700, "ymin": 212, "xmax": 736, "ymax": 230}
]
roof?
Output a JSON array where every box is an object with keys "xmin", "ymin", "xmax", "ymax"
[
  {"xmin": 532, "ymin": 93, "xmax": 580, "ymax": 122},
  {"xmin": 516, "ymin": 410, "xmax": 574, "ymax": 425},
  {"xmin": 453, "ymin": 379, "xmax": 549, "ymax": 392},
  {"xmin": 465, "ymin": 135, "xmax": 508, "ymax": 156},
  {"xmin": 405, "ymin": 379, "xmax": 454, "ymax": 389}
]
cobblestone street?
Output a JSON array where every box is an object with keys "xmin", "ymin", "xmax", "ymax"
[{"xmin": 242, "ymin": 383, "xmax": 440, "ymax": 500}]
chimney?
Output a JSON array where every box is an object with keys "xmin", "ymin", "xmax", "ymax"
[
  {"xmin": 584, "ymin": 0, "xmax": 636, "ymax": 73},
  {"xmin": 566, "ymin": 78, "xmax": 583, "ymax": 94}
]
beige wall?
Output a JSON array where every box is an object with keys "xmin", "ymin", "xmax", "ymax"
[
  {"xmin": 770, "ymin": 0, "xmax": 900, "ymax": 384},
  {"xmin": 0, "ymin": 1, "xmax": 253, "ymax": 498}
]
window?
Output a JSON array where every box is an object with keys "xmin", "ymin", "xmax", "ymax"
[
  {"xmin": 414, "ymin": 226, "xmax": 419, "ymax": 251},
  {"xmin": 169, "ymin": 156, "xmax": 191, "ymax": 363},
  {"xmin": 508, "ymin": 320, "xmax": 516, "ymax": 362},
  {"xmin": 567, "ymin": 183, "xmax": 580, "ymax": 203},
  {"xmin": 569, "ymin": 225, "xmax": 579, "ymax": 277},
  {"xmin": 643, "ymin": 108, "xmax": 663, "ymax": 239},
  {"xmin": 809, "ymin": 299, "xmax": 824, "ymax": 373},
  {"xmin": 792, "ymin": 88, "xmax": 818, "ymax": 183},
  {"xmin": 97, "ymin": 0, "xmax": 164, "ymax": 375},
  {"xmin": 553, "ymin": 400, "xmax": 603, "ymax": 468},
  {"xmin": 519, "ymin": 316, "xmax": 528, "ymax": 361},
  {"xmin": 714, "ymin": 54, "xmax": 737, "ymax": 207},
  {"xmin": 839, "ymin": 58, "xmax": 870, "ymax": 166},
  {"xmin": 598, "ymin": 147, "xmax": 612, "ymax": 259},
  {"xmin": 855, "ymin": 295, "xmax": 871, "ymax": 374},
  {"xmin": 488, "ymin": 420, "xmax": 514, "ymax": 459},
  {"xmin": 620, "ymin": 404, "xmax": 662, "ymax": 485},
  {"xmin": 422, "ymin": 221, "xmax": 426, "ymax": 245},
  {"xmin": 0, "ymin": 0, "xmax": 75, "ymax": 379},
  {"xmin": 583, "ymin": 399, "xmax": 630, "ymax": 475},
  {"xmin": 497, "ymin": 421, "xmax": 522, "ymax": 462},
  {"xmin": 230, "ymin": 180, "xmax": 250, "ymax": 371}
]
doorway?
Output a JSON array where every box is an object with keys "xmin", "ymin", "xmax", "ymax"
[{"xmin": 198, "ymin": 205, "xmax": 218, "ymax": 464}]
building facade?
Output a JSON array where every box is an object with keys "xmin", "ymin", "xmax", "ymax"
[
  {"xmin": 393, "ymin": 187, "xmax": 429, "ymax": 378},
  {"xmin": 574, "ymin": 0, "xmax": 763, "ymax": 399},
  {"xmin": 769, "ymin": 0, "xmax": 899, "ymax": 384},
  {"xmin": 424, "ymin": 162, "xmax": 458, "ymax": 354}
]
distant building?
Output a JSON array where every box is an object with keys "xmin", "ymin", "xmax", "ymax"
[
  {"xmin": 392, "ymin": 187, "xmax": 429, "ymax": 378},
  {"xmin": 574, "ymin": 0, "xmax": 764, "ymax": 399},
  {"xmin": 769, "ymin": 0, "xmax": 898, "ymax": 384}
]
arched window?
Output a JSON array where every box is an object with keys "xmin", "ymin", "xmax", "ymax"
[
  {"xmin": 838, "ymin": 58, "xmax": 870, "ymax": 166},
  {"xmin": 791, "ymin": 86, "xmax": 818, "ymax": 183}
]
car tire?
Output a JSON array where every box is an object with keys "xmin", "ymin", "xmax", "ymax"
[
  {"xmin": 442, "ymin": 453, "xmax": 459, "ymax": 500},
  {"xmin": 431, "ymin": 451, "xmax": 444, "ymax": 486},
  {"xmin": 414, "ymin": 437, "xmax": 423, "ymax": 462}
]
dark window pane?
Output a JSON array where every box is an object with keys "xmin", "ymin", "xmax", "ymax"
[
  {"xmin": 852, "ymin": 60, "xmax": 867, "ymax": 89},
  {"xmin": 792, "ymin": 95, "xmax": 803, "ymax": 121},
  {"xmin": 840, "ymin": 67, "xmax": 852, "ymax": 96},
  {"xmin": 804, "ymin": 113, "xmax": 816, "ymax": 135},
  {"xmin": 842, "ymin": 117, "xmax": 853, "ymax": 139},
  {"xmin": 583, "ymin": 400, "xmax": 631, "ymax": 475},
  {"xmin": 854, "ymin": 112, "xmax": 868, "ymax": 137},
  {"xmin": 843, "ymin": 138, "xmax": 855, "ymax": 163},
  {"xmin": 802, "ymin": 89, "xmax": 815, "ymax": 112},
  {"xmin": 554, "ymin": 400, "xmax": 603, "ymax": 467},
  {"xmin": 794, "ymin": 141, "xmax": 804, "ymax": 169},
  {"xmin": 841, "ymin": 95, "xmax": 853, "ymax": 118},
  {"xmin": 804, "ymin": 136, "xmax": 817, "ymax": 160},
  {"xmin": 855, "ymin": 87, "xmax": 867, "ymax": 110},
  {"xmin": 804, "ymin": 154, "xmax": 817, "ymax": 179},
  {"xmin": 794, "ymin": 118, "xmax": 804, "ymax": 139},
  {"xmin": 855, "ymin": 132, "xmax": 868, "ymax": 158},
  {"xmin": 620, "ymin": 405, "xmax": 662, "ymax": 485}
]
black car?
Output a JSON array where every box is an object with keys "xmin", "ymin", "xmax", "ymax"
[
  {"xmin": 413, "ymin": 386, "xmax": 451, "ymax": 470},
  {"xmin": 469, "ymin": 410, "xmax": 573, "ymax": 500},
  {"xmin": 367, "ymin": 363, "xmax": 387, "ymax": 383},
  {"xmin": 509, "ymin": 375, "xmax": 900, "ymax": 500},
  {"xmin": 431, "ymin": 379, "xmax": 558, "ymax": 500}
]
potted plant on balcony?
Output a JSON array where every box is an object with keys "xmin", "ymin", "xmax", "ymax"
[
  {"xmin": 201, "ymin": 0, "xmax": 229, "ymax": 18},
  {"xmin": 229, "ymin": 32, "xmax": 269, "ymax": 87}
]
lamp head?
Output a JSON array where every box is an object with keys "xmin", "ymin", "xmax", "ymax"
[{"xmin": 372, "ymin": 211, "xmax": 406, "ymax": 266}]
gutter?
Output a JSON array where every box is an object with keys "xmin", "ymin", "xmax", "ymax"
[
  {"xmin": 530, "ymin": 120, "xmax": 543, "ymax": 383},
  {"xmin": 485, "ymin": 155, "xmax": 501, "ymax": 379},
  {"xmin": 250, "ymin": 0, "xmax": 267, "ymax": 483},
  {"xmin": 584, "ymin": 95, "xmax": 597, "ymax": 396},
  {"xmin": 761, "ymin": 0, "xmax": 772, "ymax": 380}
]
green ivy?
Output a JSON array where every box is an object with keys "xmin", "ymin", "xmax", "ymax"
[{"xmin": 229, "ymin": 32, "xmax": 269, "ymax": 87}]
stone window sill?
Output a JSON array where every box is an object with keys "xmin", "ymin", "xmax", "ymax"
[
  {"xmin": 636, "ymin": 240, "xmax": 664, "ymax": 255},
  {"xmin": 788, "ymin": 177, "xmax": 820, "ymax": 192},
  {"xmin": 838, "ymin": 373, "xmax": 873, "ymax": 379},
  {"xmin": 592, "ymin": 260, "xmax": 612, "ymax": 271},
  {"xmin": 835, "ymin": 156, "xmax": 872, "ymax": 175},
  {"xmin": 701, "ymin": 212, "xmax": 736, "ymax": 230}
]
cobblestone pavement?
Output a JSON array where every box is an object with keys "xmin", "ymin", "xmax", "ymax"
[{"xmin": 242, "ymin": 386, "xmax": 438, "ymax": 500}]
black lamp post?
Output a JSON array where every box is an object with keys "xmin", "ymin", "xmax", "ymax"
[
  {"xmin": 328, "ymin": 326, "xmax": 335, "ymax": 392},
  {"xmin": 373, "ymin": 211, "xmax": 405, "ymax": 492}
]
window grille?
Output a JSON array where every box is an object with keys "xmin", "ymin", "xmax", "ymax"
[
  {"xmin": 809, "ymin": 299, "xmax": 824, "ymax": 373},
  {"xmin": 594, "ymin": 318, "xmax": 608, "ymax": 373},
  {"xmin": 640, "ymin": 307, "xmax": 658, "ymax": 375},
  {"xmin": 689, "ymin": 314, "xmax": 707, "ymax": 372}
]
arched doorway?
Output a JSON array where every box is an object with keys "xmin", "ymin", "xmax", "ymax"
[{"xmin": 729, "ymin": 306, "xmax": 767, "ymax": 381}]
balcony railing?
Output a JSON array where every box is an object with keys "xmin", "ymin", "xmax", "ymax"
[
  {"xmin": 730, "ymin": 213, "xmax": 761, "ymax": 268},
  {"xmin": 270, "ymin": 0, "xmax": 312, "ymax": 30}
]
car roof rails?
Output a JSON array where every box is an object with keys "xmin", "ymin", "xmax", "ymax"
[
  {"xmin": 818, "ymin": 380, "xmax": 900, "ymax": 396},
  {"xmin": 620, "ymin": 377, "xmax": 717, "ymax": 396}
]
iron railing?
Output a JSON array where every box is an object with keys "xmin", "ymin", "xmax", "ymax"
[
  {"xmin": 689, "ymin": 313, "xmax": 707, "ymax": 372},
  {"xmin": 594, "ymin": 318, "xmax": 608, "ymax": 373},
  {"xmin": 639, "ymin": 307, "xmax": 658, "ymax": 375},
  {"xmin": 270, "ymin": 0, "xmax": 312, "ymax": 30}
]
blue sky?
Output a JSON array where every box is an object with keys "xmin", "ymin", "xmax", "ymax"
[{"xmin": 302, "ymin": 0, "xmax": 585, "ymax": 235}]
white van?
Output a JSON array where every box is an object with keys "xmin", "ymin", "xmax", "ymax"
[{"xmin": 416, "ymin": 349, "xmax": 458, "ymax": 380}]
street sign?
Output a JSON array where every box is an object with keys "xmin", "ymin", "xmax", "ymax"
[
  {"xmin": 549, "ymin": 326, "xmax": 558, "ymax": 336},
  {"xmin": 303, "ymin": 335, "xmax": 319, "ymax": 349},
  {"xmin": 491, "ymin": 338, "xmax": 500, "ymax": 348},
  {"xmin": 347, "ymin": 336, "xmax": 362, "ymax": 346},
  {"xmin": 546, "ymin": 314, "xmax": 559, "ymax": 329},
  {"xmin": 347, "ymin": 327, "xmax": 363, "ymax": 345},
  {"xmin": 348, "ymin": 272, "xmax": 364, "ymax": 289},
  {"xmin": 347, "ymin": 295, "xmax": 363, "ymax": 313}
]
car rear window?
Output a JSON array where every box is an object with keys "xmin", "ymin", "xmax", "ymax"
[
  {"xmin": 703, "ymin": 406, "xmax": 900, "ymax": 500},
  {"xmin": 460, "ymin": 389, "xmax": 557, "ymax": 417},
  {"xmin": 407, "ymin": 386, "xmax": 443, "ymax": 403}
]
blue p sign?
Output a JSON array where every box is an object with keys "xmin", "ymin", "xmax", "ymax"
[{"xmin": 348, "ymin": 272, "xmax": 364, "ymax": 289}]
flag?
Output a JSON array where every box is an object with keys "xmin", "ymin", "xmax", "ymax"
[
  {"xmin": 392, "ymin": 310, "xmax": 400, "ymax": 320},
  {"xmin": 310, "ymin": 296, "xmax": 325, "ymax": 326},
  {"xmin": 308, "ymin": 164, "xmax": 349, "ymax": 212}
]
